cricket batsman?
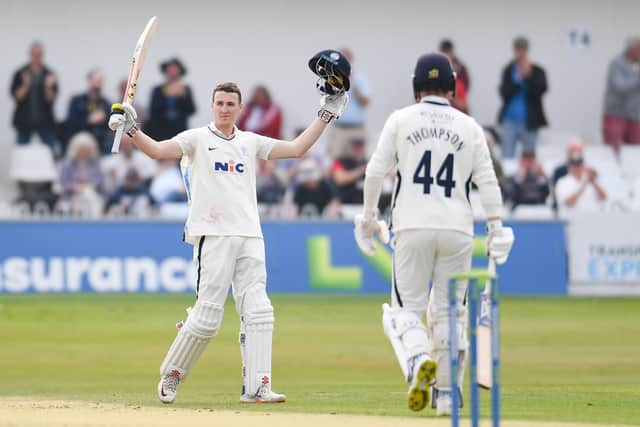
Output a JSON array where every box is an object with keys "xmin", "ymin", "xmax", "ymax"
[
  {"xmin": 108, "ymin": 51, "xmax": 350, "ymax": 404},
  {"xmin": 353, "ymin": 53, "xmax": 514, "ymax": 415}
]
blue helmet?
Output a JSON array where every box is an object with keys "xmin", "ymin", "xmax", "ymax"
[
  {"xmin": 412, "ymin": 52, "xmax": 456, "ymax": 97},
  {"xmin": 308, "ymin": 49, "xmax": 351, "ymax": 95}
]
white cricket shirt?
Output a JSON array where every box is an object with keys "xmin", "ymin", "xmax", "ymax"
[
  {"xmin": 366, "ymin": 96, "xmax": 502, "ymax": 236},
  {"xmin": 173, "ymin": 123, "xmax": 276, "ymax": 243}
]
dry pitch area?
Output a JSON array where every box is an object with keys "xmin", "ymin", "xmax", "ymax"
[{"xmin": 0, "ymin": 399, "xmax": 629, "ymax": 427}]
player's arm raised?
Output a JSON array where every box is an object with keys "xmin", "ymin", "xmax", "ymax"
[
  {"xmin": 268, "ymin": 93, "xmax": 348, "ymax": 160},
  {"xmin": 108, "ymin": 103, "xmax": 183, "ymax": 160}
]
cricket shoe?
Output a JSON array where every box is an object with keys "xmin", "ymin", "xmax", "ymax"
[
  {"xmin": 407, "ymin": 354, "xmax": 437, "ymax": 411},
  {"xmin": 431, "ymin": 386, "xmax": 463, "ymax": 416},
  {"xmin": 157, "ymin": 371, "xmax": 180, "ymax": 404},
  {"xmin": 240, "ymin": 385, "xmax": 287, "ymax": 404}
]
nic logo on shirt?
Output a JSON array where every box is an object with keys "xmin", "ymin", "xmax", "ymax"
[{"xmin": 213, "ymin": 160, "xmax": 245, "ymax": 174}]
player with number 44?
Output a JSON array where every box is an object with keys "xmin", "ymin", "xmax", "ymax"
[{"xmin": 354, "ymin": 52, "xmax": 514, "ymax": 416}]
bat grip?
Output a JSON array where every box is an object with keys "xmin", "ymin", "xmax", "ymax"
[{"xmin": 111, "ymin": 125, "xmax": 124, "ymax": 153}]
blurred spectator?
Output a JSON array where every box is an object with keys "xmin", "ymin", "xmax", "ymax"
[
  {"xmin": 603, "ymin": 37, "xmax": 640, "ymax": 153},
  {"xmin": 327, "ymin": 48, "xmax": 370, "ymax": 159},
  {"xmin": 440, "ymin": 39, "xmax": 470, "ymax": 113},
  {"xmin": 498, "ymin": 36, "xmax": 548, "ymax": 158},
  {"xmin": 10, "ymin": 41, "xmax": 59, "ymax": 155},
  {"xmin": 147, "ymin": 58, "xmax": 196, "ymax": 140},
  {"xmin": 101, "ymin": 134, "xmax": 157, "ymax": 194},
  {"xmin": 555, "ymin": 140, "xmax": 607, "ymax": 216},
  {"xmin": 331, "ymin": 138, "xmax": 367, "ymax": 204},
  {"xmin": 504, "ymin": 148, "xmax": 550, "ymax": 209},
  {"xmin": 105, "ymin": 168, "xmax": 156, "ymax": 217},
  {"xmin": 59, "ymin": 132, "xmax": 105, "ymax": 216},
  {"xmin": 293, "ymin": 158, "xmax": 340, "ymax": 218},
  {"xmin": 237, "ymin": 86, "xmax": 283, "ymax": 139},
  {"xmin": 64, "ymin": 69, "xmax": 112, "ymax": 155},
  {"xmin": 257, "ymin": 159, "xmax": 286, "ymax": 204},
  {"xmin": 551, "ymin": 137, "xmax": 583, "ymax": 187},
  {"xmin": 150, "ymin": 159, "xmax": 187, "ymax": 203}
]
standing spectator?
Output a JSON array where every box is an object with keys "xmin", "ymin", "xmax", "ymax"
[
  {"xmin": 327, "ymin": 48, "xmax": 370, "ymax": 159},
  {"xmin": 64, "ymin": 69, "xmax": 112, "ymax": 155},
  {"xmin": 603, "ymin": 37, "xmax": 640, "ymax": 153},
  {"xmin": 555, "ymin": 141, "xmax": 607, "ymax": 217},
  {"xmin": 293, "ymin": 158, "xmax": 340, "ymax": 218},
  {"xmin": 59, "ymin": 132, "xmax": 105, "ymax": 216},
  {"xmin": 105, "ymin": 168, "xmax": 156, "ymax": 217},
  {"xmin": 10, "ymin": 42, "xmax": 59, "ymax": 155},
  {"xmin": 147, "ymin": 58, "xmax": 196, "ymax": 140},
  {"xmin": 504, "ymin": 148, "xmax": 550, "ymax": 209},
  {"xmin": 237, "ymin": 86, "xmax": 283, "ymax": 139},
  {"xmin": 497, "ymin": 37, "xmax": 548, "ymax": 158},
  {"xmin": 331, "ymin": 138, "xmax": 367, "ymax": 204},
  {"xmin": 101, "ymin": 134, "xmax": 157, "ymax": 194},
  {"xmin": 439, "ymin": 39, "xmax": 470, "ymax": 113}
]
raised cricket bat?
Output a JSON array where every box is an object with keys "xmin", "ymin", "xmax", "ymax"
[
  {"xmin": 477, "ymin": 256, "xmax": 496, "ymax": 389},
  {"xmin": 111, "ymin": 16, "xmax": 158, "ymax": 153}
]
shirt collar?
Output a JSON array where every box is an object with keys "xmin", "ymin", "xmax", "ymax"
[
  {"xmin": 420, "ymin": 95, "xmax": 450, "ymax": 106},
  {"xmin": 208, "ymin": 122, "xmax": 237, "ymax": 141}
]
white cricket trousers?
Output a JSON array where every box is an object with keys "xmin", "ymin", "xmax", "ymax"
[
  {"xmin": 391, "ymin": 228, "xmax": 473, "ymax": 320},
  {"xmin": 194, "ymin": 235, "xmax": 267, "ymax": 305}
]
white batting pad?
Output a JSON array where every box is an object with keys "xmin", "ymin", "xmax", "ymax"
[
  {"xmin": 429, "ymin": 307, "xmax": 468, "ymax": 389},
  {"xmin": 238, "ymin": 285, "xmax": 275, "ymax": 396},
  {"xmin": 382, "ymin": 303, "xmax": 431, "ymax": 381},
  {"xmin": 160, "ymin": 301, "xmax": 223, "ymax": 381}
]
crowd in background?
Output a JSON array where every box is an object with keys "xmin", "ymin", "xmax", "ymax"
[{"xmin": 6, "ymin": 36, "xmax": 640, "ymax": 220}]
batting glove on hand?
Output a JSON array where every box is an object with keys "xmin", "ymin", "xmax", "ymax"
[
  {"xmin": 318, "ymin": 93, "xmax": 349, "ymax": 123},
  {"xmin": 486, "ymin": 219, "xmax": 514, "ymax": 265},
  {"xmin": 109, "ymin": 102, "xmax": 139, "ymax": 137},
  {"xmin": 354, "ymin": 211, "xmax": 390, "ymax": 256}
]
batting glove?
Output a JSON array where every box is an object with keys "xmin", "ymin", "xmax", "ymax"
[
  {"xmin": 318, "ymin": 93, "xmax": 349, "ymax": 123},
  {"xmin": 109, "ymin": 102, "xmax": 139, "ymax": 137},
  {"xmin": 486, "ymin": 219, "xmax": 514, "ymax": 265},
  {"xmin": 354, "ymin": 210, "xmax": 390, "ymax": 256}
]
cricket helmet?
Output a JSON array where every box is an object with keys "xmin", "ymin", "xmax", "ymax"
[
  {"xmin": 412, "ymin": 52, "xmax": 456, "ymax": 97},
  {"xmin": 308, "ymin": 49, "xmax": 351, "ymax": 95}
]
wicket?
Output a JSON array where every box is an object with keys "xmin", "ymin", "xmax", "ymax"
[{"xmin": 448, "ymin": 269, "xmax": 500, "ymax": 427}]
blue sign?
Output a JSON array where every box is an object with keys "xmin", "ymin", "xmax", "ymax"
[{"xmin": 0, "ymin": 221, "xmax": 567, "ymax": 294}]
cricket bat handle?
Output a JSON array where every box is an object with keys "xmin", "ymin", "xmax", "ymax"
[{"xmin": 112, "ymin": 125, "xmax": 124, "ymax": 153}]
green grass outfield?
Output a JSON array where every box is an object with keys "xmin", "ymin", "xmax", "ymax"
[{"xmin": 1, "ymin": 294, "xmax": 639, "ymax": 425}]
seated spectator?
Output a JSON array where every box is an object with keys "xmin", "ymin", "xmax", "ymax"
[
  {"xmin": 10, "ymin": 42, "xmax": 59, "ymax": 156},
  {"xmin": 64, "ymin": 69, "xmax": 112, "ymax": 155},
  {"xmin": 555, "ymin": 142, "xmax": 607, "ymax": 217},
  {"xmin": 257, "ymin": 159, "xmax": 286, "ymax": 204},
  {"xmin": 237, "ymin": 86, "xmax": 283, "ymax": 139},
  {"xmin": 551, "ymin": 137, "xmax": 583, "ymax": 186},
  {"xmin": 504, "ymin": 148, "xmax": 549, "ymax": 209},
  {"xmin": 105, "ymin": 168, "xmax": 156, "ymax": 217},
  {"xmin": 603, "ymin": 37, "xmax": 640, "ymax": 153},
  {"xmin": 331, "ymin": 138, "xmax": 367, "ymax": 204},
  {"xmin": 150, "ymin": 159, "xmax": 187, "ymax": 203},
  {"xmin": 101, "ymin": 134, "xmax": 157, "ymax": 194},
  {"xmin": 292, "ymin": 158, "xmax": 339, "ymax": 218},
  {"xmin": 147, "ymin": 58, "xmax": 196, "ymax": 140},
  {"xmin": 59, "ymin": 132, "xmax": 105, "ymax": 216}
]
